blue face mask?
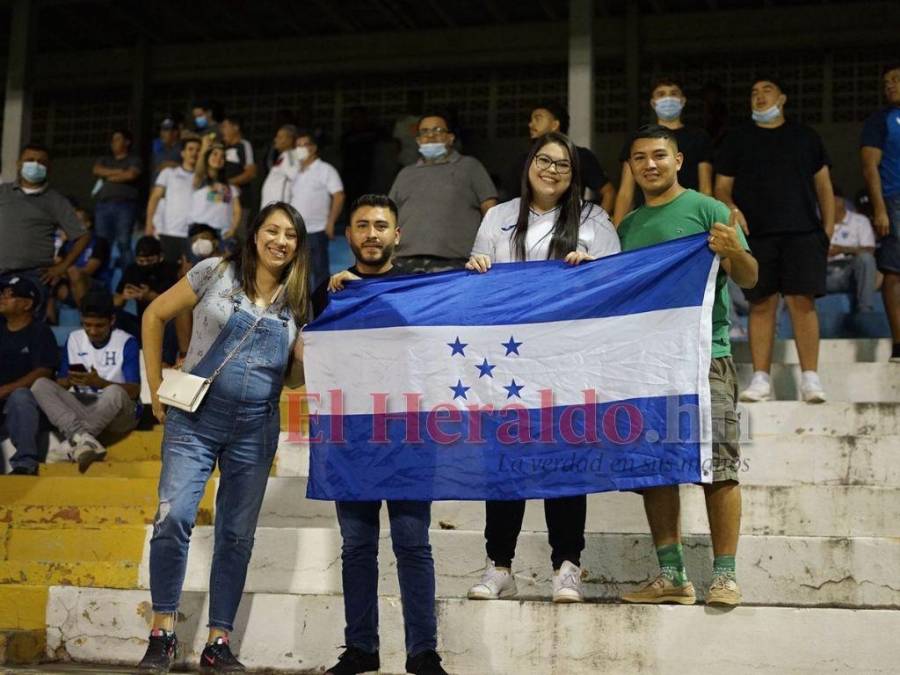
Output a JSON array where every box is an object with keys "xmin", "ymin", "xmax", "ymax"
[
  {"xmin": 418, "ymin": 142, "xmax": 448, "ymax": 160},
  {"xmin": 21, "ymin": 161, "xmax": 47, "ymax": 184},
  {"xmin": 653, "ymin": 96, "xmax": 684, "ymax": 122},
  {"xmin": 194, "ymin": 115, "xmax": 208, "ymax": 129},
  {"xmin": 752, "ymin": 104, "xmax": 781, "ymax": 124}
]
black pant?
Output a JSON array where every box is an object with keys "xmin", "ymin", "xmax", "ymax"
[{"xmin": 485, "ymin": 495, "xmax": 586, "ymax": 570}]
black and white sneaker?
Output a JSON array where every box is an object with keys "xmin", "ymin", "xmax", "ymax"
[
  {"xmin": 326, "ymin": 645, "xmax": 380, "ymax": 674},
  {"xmin": 199, "ymin": 636, "xmax": 246, "ymax": 673},
  {"xmin": 137, "ymin": 628, "xmax": 177, "ymax": 673},
  {"xmin": 406, "ymin": 649, "xmax": 449, "ymax": 675}
]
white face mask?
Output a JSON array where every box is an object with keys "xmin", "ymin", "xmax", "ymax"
[
  {"xmin": 191, "ymin": 238, "xmax": 215, "ymax": 258},
  {"xmin": 752, "ymin": 104, "xmax": 782, "ymax": 124},
  {"xmin": 296, "ymin": 147, "xmax": 310, "ymax": 162},
  {"xmin": 418, "ymin": 142, "xmax": 448, "ymax": 160}
]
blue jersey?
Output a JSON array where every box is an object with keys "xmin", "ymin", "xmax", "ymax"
[{"xmin": 861, "ymin": 106, "xmax": 900, "ymax": 198}]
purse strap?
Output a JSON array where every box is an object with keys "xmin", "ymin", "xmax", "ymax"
[{"xmin": 206, "ymin": 285, "xmax": 284, "ymax": 384}]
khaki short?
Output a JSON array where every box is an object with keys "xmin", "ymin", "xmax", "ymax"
[{"xmin": 709, "ymin": 356, "xmax": 742, "ymax": 483}]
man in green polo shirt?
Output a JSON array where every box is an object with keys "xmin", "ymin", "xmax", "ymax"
[{"xmin": 618, "ymin": 125, "xmax": 758, "ymax": 606}]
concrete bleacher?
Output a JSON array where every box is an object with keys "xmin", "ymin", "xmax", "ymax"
[{"xmin": 1, "ymin": 339, "xmax": 897, "ymax": 673}]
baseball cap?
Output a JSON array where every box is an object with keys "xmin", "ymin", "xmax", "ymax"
[
  {"xmin": 159, "ymin": 114, "xmax": 180, "ymax": 130},
  {"xmin": 1, "ymin": 276, "xmax": 40, "ymax": 304}
]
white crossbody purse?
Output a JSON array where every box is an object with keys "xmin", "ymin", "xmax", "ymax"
[{"xmin": 157, "ymin": 286, "xmax": 284, "ymax": 413}]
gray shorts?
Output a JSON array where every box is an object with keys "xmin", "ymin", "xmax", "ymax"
[{"xmin": 709, "ymin": 356, "xmax": 742, "ymax": 483}]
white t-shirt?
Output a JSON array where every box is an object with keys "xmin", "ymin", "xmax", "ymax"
[
  {"xmin": 471, "ymin": 197, "xmax": 620, "ymax": 262},
  {"xmin": 829, "ymin": 211, "xmax": 875, "ymax": 262},
  {"xmin": 154, "ymin": 166, "xmax": 195, "ymax": 237},
  {"xmin": 261, "ymin": 150, "xmax": 299, "ymax": 207},
  {"xmin": 190, "ymin": 183, "xmax": 240, "ymax": 234},
  {"xmin": 288, "ymin": 158, "xmax": 344, "ymax": 233}
]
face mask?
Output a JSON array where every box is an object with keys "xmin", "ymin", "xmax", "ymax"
[
  {"xmin": 194, "ymin": 115, "xmax": 208, "ymax": 129},
  {"xmin": 653, "ymin": 97, "xmax": 684, "ymax": 122},
  {"xmin": 419, "ymin": 142, "xmax": 448, "ymax": 160},
  {"xmin": 752, "ymin": 105, "xmax": 781, "ymax": 124},
  {"xmin": 296, "ymin": 147, "xmax": 310, "ymax": 162},
  {"xmin": 191, "ymin": 238, "xmax": 215, "ymax": 259},
  {"xmin": 21, "ymin": 161, "xmax": 47, "ymax": 184}
]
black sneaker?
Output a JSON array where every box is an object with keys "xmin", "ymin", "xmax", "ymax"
[
  {"xmin": 199, "ymin": 636, "xmax": 246, "ymax": 673},
  {"xmin": 137, "ymin": 629, "xmax": 177, "ymax": 673},
  {"xmin": 406, "ymin": 649, "xmax": 449, "ymax": 675},
  {"xmin": 10, "ymin": 466, "xmax": 37, "ymax": 475},
  {"xmin": 326, "ymin": 645, "xmax": 380, "ymax": 674}
]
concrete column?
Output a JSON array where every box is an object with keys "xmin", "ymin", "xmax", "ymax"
[
  {"xmin": 625, "ymin": 2, "xmax": 640, "ymax": 132},
  {"xmin": 567, "ymin": 0, "xmax": 594, "ymax": 149},
  {"xmin": 130, "ymin": 37, "xmax": 150, "ymax": 153},
  {"xmin": 1, "ymin": 0, "xmax": 34, "ymax": 183}
]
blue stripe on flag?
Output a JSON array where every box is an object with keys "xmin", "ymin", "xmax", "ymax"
[
  {"xmin": 306, "ymin": 395, "xmax": 705, "ymax": 501},
  {"xmin": 307, "ymin": 232, "xmax": 714, "ymax": 331}
]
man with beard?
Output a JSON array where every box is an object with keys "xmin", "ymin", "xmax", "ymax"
[{"xmin": 312, "ymin": 194, "xmax": 448, "ymax": 675}]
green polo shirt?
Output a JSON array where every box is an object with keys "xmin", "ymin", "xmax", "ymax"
[{"xmin": 618, "ymin": 189, "xmax": 749, "ymax": 358}]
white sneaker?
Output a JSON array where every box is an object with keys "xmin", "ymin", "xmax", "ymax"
[
  {"xmin": 45, "ymin": 439, "xmax": 74, "ymax": 464},
  {"xmin": 467, "ymin": 558, "xmax": 517, "ymax": 600},
  {"xmin": 800, "ymin": 371, "xmax": 827, "ymax": 404},
  {"xmin": 739, "ymin": 371, "xmax": 773, "ymax": 402},
  {"xmin": 71, "ymin": 432, "xmax": 107, "ymax": 474},
  {"xmin": 552, "ymin": 560, "xmax": 585, "ymax": 604}
]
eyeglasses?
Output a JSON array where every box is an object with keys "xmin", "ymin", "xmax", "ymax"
[
  {"xmin": 416, "ymin": 127, "xmax": 450, "ymax": 138},
  {"xmin": 533, "ymin": 153, "xmax": 572, "ymax": 174}
]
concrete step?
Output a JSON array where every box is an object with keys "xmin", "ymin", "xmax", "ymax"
[
  {"xmin": 0, "ymin": 586, "xmax": 47, "ymax": 631},
  {"xmin": 0, "ymin": 504, "xmax": 159, "ymax": 528},
  {"xmin": 736, "ymin": 362, "xmax": 900, "ymax": 402},
  {"xmin": 741, "ymin": 401, "xmax": 900, "ymax": 437},
  {"xmin": 732, "ymin": 338, "xmax": 893, "ymax": 364},
  {"xmin": 46, "ymin": 586, "xmax": 899, "ymax": 674},
  {"xmin": 254, "ymin": 477, "xmax": 900, "ymax": 537},
  {"xmin": 3, "ymin": 526, "xmax": 146, "ymax": 563},
  {"xmin": 270, "ymin": 433, "xmax": 900, "ymax": 486},
  {"xmin": 142, "ymin": 526, "xmax": 900, "ymax": 608},
  {"xmin": 39, "ymin": 461, "xmax": 164, "ymax": 478},
  {"xmin": 0, "ymin": 561, "xmax": 138, "ymax": 589}
]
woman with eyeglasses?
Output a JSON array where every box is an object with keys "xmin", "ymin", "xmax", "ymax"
[{"xmin": 465, "ymin": 131, "xmax": 620, "ymax": 604}]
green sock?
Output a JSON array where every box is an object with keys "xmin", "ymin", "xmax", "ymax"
[
  {"xmin": 656, "ymin": 543, "xmax": 687, "ymax": 586},
  {"xmin": 713, "ymin": 555, "xmax": 736, "ymax": 581}
]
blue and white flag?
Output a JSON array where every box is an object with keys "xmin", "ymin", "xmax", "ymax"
[{"xmin": 303, "ymin": 233, "xmax": 719, "ymax": 501}]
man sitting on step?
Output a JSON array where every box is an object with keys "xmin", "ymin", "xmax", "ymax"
[
  {"xmin": 0, "ymin": 276, "xmax": 59, "ymax": 475},
  {"xmin": 30, "ymin": 290, "xmax": 141, "ymax": 473}
]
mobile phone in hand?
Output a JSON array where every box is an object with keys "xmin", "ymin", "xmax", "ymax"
[{"xmin": 69, "ymin": 363, "xmax": 87, "ymax": 373}]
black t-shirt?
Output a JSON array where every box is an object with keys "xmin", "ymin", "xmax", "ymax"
[
  {"xmin": 117, "ymin": 261, "xmax": 180, "ymax": 317},
  {"xmin": 506, "ymin": 145, "xmax": 610, "ymax": 199},
  {"xmin": 619, "ymin": 126, "xmax": 714, "ymax": 207},
  {"xmin": 716, "ymin": 121, "xmax": 830, "ymax": 236},
  {"xmin": 312, "ymin": 265, "xmax": 404, "ymax": 319},
  {"xmin": 0, "ymin": 317, "xmax": 59, "ymax": 387}
]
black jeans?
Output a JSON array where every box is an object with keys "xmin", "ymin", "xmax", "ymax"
[{"xmin": 485, "ymin": 495, "xmax": 586, "ymax": 570}]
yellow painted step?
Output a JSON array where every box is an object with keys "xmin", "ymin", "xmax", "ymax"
[
  {"xmin": 0, "ymin": 628, "xmax": 45, "ymax": 665},
  {"xmin": 0, "ymin": 560, "xmax": 139, "ymax": 589},
  {"xmin": 105, "ymin": 429, "xmax": 163, "ymax": 461},
  {"xmin": 5, "ymin": 526, "xmax": 147, "ymax": 563},
  {"xmin": 1, "ymin": 504, "xmax": 162, "ymax": 528},
  {"xmin": 40, "ymin": 461, "xmax": 164, "ymax": 478},
  {"xmin": 0, "ymin": 585, "xmax": 47, "ymax": 630}
]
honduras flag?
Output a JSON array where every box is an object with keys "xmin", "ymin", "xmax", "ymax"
[{"xmin": 303, "ymin": 233, "xmax": 719, "ymax": 501}]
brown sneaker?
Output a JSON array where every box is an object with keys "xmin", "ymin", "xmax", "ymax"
[
  {"xmin": 622, "ymin": 573, "xmax": 696, "ymax": 605},
  {"xmin": 706, "ymin": 575, "xmax": 742, "ymax": 606}
]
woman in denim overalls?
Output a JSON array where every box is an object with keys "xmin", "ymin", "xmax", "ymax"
[{"xmin": 138, "ymin": 202, "xmax": 308, "ymax": 673}]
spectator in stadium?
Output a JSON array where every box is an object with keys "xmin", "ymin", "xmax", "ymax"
[
  {"xmin": 0, "ymin": 276, "xmax": 58, "ymax": 475},
  {"xmin": 289, "ymin": 130, "xmax": 345, "ymax": 290},
  {"xmin": 393, "ymin": 90, "xmax": 425, "ymax": 167},
  {"xmin": 151, "ymin": 115, "xmax": 183, "ymax": 179},
  {"xmin": 221, "ymin": 114, "xmax": 258, "ymax": 190},
  {"xmin": 715, "ymin": 77, "xmax": 834, "ymax": 403},
  {"xmin": 613, "ymin": 77, "xmax": 715, "ymax": 224},
  {"xmin": 146, "ymin": 136, "xmax": 202, "ymax": 263},
  {"xmin": 114, "ymin": 236, "xmax": 180, "ymax": 325},
  {"xmin": 190, "ymin": 99, "xmax": 221, "ymax": 140},
  {"xmin": 138, "ymin": 203, "xmax": 308, "ymax": 674},
  {"xmin": 389, "ymin": 112, "xmax": 497, "ymax": 274},
  {"xmin": 860, "ymin": 62, "xmax": 900, "ymax": 362},
  {"xmin": 30, "ymin": 291, "xmax": 141, "ymax": 473},
  {"xmin": 827, "ymin": 188, "xmax": 878, "ymax": 314},
  {"xmin": 92, "ymin": 129, "xmax": 142, "ymax": 268},
  {"xmin": 191, "ymin": 135, "xmax": 241, "ymax": 242},
  {"xmin": 47, "ymin": 206, "xmax": 111, "ymax": 324},
  {"xmin": 617, "ymin": 124, "xmax": 756, "ymax": 609},
  {"xmin": 180, "ymin": 223, "xmax": 223, "ymax": 273},
  {"xmin": 0, "ymin": 143, "xmax": 90, "ymax": 316},
  {"xmin": 466, "ymin": 132, "xmax": 620, "ymax": 605},
  {"xmin": 506, "ymin": 102, "xmax": 616, "ymax": 213},
  {"xmin": 261, "ymin": 124, "xmax": 299, "ymax": 207}
]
